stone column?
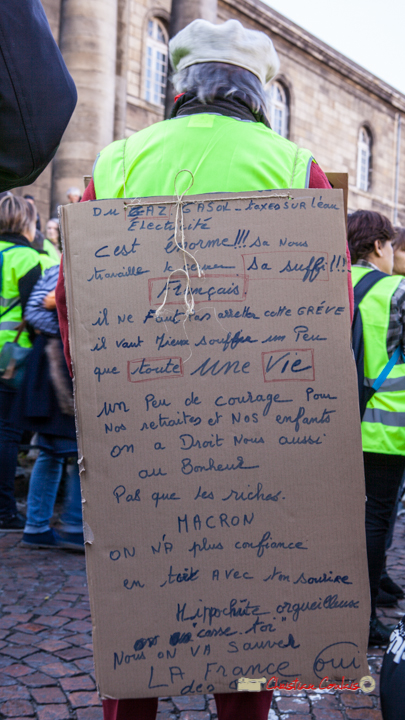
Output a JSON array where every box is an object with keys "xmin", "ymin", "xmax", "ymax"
[
  {"xmin": 51, "ymin": 0, "xmax": 118, "ymax": 211},
  {"xmin": 164, "ymin": 0, "xmax": 217, "ymax": 117},
  {"xmin": 114, "ymin": 0, "xmax": 130, "ymax": 141}
]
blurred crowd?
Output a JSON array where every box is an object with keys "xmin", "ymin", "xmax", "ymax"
[{"xmin": 0, "ymin": 191, "xmax": 83, "ymax": 551}]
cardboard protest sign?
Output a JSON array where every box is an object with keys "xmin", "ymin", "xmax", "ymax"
[
  {"xmin": 61, "ymin": 188, "xmax": 370, "ymax": 698},
  {"xmin": 326, "ymin": 173, "xmax": 349, "ymax": 223}
]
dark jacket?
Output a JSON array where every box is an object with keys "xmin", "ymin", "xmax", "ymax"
[
  {"xmin": 12, "ymin": 265, "xmax": 75, "ymax": 439},
  {"xmin": 12, "ymin": 333, "xmax": 76, "ymax": 439},
  {"xmin": 0, "ymin": 0, "xmax": 77, "ymax": 190},
  {"xmin": 380, "ymin": 615, "xmax": 405, "ymax": 720}
]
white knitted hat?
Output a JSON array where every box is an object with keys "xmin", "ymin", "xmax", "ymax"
[{"xmin": 169, "ymin": 19, "xmax": 280, "ymax": 86}]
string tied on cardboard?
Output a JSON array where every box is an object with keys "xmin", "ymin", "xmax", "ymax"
[
  {"xmin": 123, "ymin": 184, "xmax": 294, "ymax": 322},
  {"xmin": 155, "ymin": 169, "xmax": 203, "ymax": 320}
]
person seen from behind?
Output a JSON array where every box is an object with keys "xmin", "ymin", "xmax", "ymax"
[
  {"xmin": 13, "ymin": 265, "xmax": 83, "ymax": 551},
  {"xmin": 348, "ymin": 210, "xmax": 405, "ymax": 646},
  {"xmin": 56, "ymin": 17, "xmax": 353, "ymax": 720},
  {"xmin": 0, "ymin": 194, "xmax": 55, "ymax": 531}
]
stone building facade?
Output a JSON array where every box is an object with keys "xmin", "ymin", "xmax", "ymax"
[{"xmin": 17, "ymin": 0, "xmax": 405, "ymax": 227}]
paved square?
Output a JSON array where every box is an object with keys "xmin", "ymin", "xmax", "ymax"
[{"xmin": 1, "ymin": 515, "xmax": 404, "ymax": 719}]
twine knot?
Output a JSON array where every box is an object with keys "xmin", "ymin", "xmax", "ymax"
[{"xmin": 155, "ymin": 169, "xmax": 203, "ymax": 319}]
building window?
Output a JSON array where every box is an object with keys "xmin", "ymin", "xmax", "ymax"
[
  {"xmin": 269, "ymin": 82, "xmax": 289, "ymax": 138},
  {"xmin": 357, "ymin": 127, "xmax": 372, "ymax": 191},
  {"xmin": 145, "ymin": 19, "xmax": 168, "ymax": 106}
]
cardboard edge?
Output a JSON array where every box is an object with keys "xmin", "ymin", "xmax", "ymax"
[
  {"xmin": 58, "ymin": 205, "xmax": 86, "ymax": 479},
  {"xmin": 326, "ymin": 173, "xmax": 349, "ymax": 224}
]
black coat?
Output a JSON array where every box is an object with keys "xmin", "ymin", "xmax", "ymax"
[
  {"xmin": 0, "ymin": 0, "xmax": 77, "ymax": 190},
  {"xmin": 380, "ymin": 616, "xmax": 405, "ymax": 720},
  {"xmin": 12, "ymin": 334, "xmax": 76, "ymax": 439}
]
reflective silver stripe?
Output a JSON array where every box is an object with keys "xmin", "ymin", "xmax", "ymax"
[
  {"xmin": 364, "ymin": 376, "xmax": 405, "ymax": 391},
  {"xmin": 0, "ymin": 296, "xmax": 18, "ymax": 308},
  {"xmin": 0, "ymin": 321, "xmax": 20, "ymax": 331},
  {"xmin": 305, "ymin": 155, "xmax": 314, "ymax": 189},
  {"xmin": 363, "ymin": 408, "xmax": 405, "ymax": 426}
]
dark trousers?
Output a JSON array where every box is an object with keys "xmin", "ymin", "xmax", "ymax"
[
  {"xmin": 364, "ymin": 451, "xmax": 405, "ymax": 615},
  {"xmin": 385, "ymin": 469, "xmax": 405, "ymax": 551},
  {"xmin": 103, "ymin": 691, "xmax": 273, "ymax": 720},
  {"xmin": 0, "ymin": 384, "xmax": 23, "ymax": 519}
]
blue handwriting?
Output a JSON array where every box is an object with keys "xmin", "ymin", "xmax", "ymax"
[
  {"xmin": 181, "ymin": 456, "xmax": 259, "ymax": 475},
  {"xmin": 87, "ymin": 266, "xmax": 149, "ymax": 281},
  {"xmin": 222, "ymin": 484, "xmax": 281, "ymax": 503},
  {"xmin": 313, "ymin": 642, "xmax": 361, "ymax": 680},
  {"xmin": 94, "ymin": 366, "xmax": 120, "ymax": 382}
]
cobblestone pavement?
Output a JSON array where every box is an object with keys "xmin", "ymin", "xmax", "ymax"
[{"xmin": 1, "ymin": 514, "xmax": 405, "ymax": 720}]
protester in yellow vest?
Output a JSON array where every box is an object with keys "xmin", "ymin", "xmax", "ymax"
[
  {"xmin": 56, "ymin": 19, "xmax": 339, "ymax": 720},
  {"xmin": 376, "ymin": 227, "xmax": 405, "ymax": 597},
  {"xmin": 348, "ymin": 210, "xmax": 405, "ymax": 646},
  {"xmin": 0, "ymin": 194, "xmax": 56, "ymax": 532},
  {"xmin": 92, "ymin": 20, "xmax": 328, "ymax": 201}
]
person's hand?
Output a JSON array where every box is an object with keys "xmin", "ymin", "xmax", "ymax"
[{"xmin": 43, "ymin": 290, "xmax": 56, "ymax": 309}]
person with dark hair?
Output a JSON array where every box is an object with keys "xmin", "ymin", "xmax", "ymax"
[
  {"xmin": 0, "ymin": 194, "xmax": 55, "ymax": 531},
  {"xmin": 23, "ymin": 194, "xmax": 41, "ymax": 232},
  {"xmin": 348, "ymin": 211, "xmax": 395, "ymax": 265},
  {"xmin": 348, "ymin": 209, "xmax": 405, "ymax": 646},
  {"xmin": 392, "ymin": 227, "xmax": 405, "ymax": 276},
  {"xmin": 22, "ymin": 196, "xmax": 60, "ymax": 263},
  {"xmin": 377, "ymin": 226, "xmax": 405, "ymax": 609},
  {"xmin": 55, "ymin": 19, "xmax": 352, "ymax": 720}
]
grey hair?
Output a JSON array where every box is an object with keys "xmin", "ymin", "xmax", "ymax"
[
  {"xmin": 66, "ymin": 186, "xmax": 81, "ymax": 197},
  {"xmin": 172, "ymin": 62, "xmax": 269, "ymax": 120}
]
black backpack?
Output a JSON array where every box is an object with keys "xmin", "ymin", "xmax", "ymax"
[{"xmin": 380, "ymin": 616, "xmax": 405, "ymax": 720}]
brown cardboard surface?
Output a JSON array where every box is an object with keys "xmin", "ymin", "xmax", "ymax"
[
  {"xmin": 326, "ymin": 174, "xmax": 349, "ymax": 223},
  {"xmin": 61, "ymin": 188, "xmax": 370, "ymax": 698}
]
